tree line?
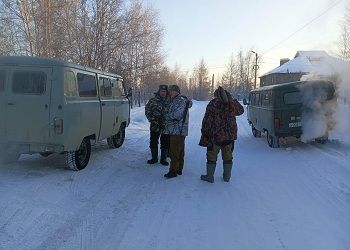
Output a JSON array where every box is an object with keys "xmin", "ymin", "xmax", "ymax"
[{"xmin": 1, "ymin": 0, "xmax": 349, "ymax": 104}]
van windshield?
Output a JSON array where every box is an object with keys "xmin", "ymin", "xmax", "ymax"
[{"xmin": 284, "ymin": 91, "xmax": 302, "ymax": 105}]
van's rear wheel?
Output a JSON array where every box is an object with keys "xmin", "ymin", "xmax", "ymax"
[
  {"xmin": 107, "ymin": 125, "xmax": 126, "ymax": 149},
  {"xmin": 252, "ymin": 126, "xmax": 261, "ymax": 137},
  {"xmin": 267, "ymin": 132, "xmax": 280, "ymax": 148},
  {"xmin": 66, "ymin": 138, "xmax": 91, "ymax": 171}
]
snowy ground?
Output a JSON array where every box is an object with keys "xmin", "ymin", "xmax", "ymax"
[{"xmin": 1, "ymin": 101, "xmax": 350, "ymax": 250}]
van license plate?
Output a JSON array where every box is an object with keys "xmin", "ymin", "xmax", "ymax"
[{"xmin": 289, "ymin": 122, "xmax": 301, "ymax": 128}]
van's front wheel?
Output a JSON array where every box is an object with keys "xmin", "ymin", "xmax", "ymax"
[
  {"xmin": 66, "ymin": 138, "xmax": 91, "ymax": 171},
  {"xmin": 107, "ymin": 124, "xmax": 126, "ymax": 149},
  {"xmin": 267, "ymin": 132, "xmax": 280, "ymax": 148}
]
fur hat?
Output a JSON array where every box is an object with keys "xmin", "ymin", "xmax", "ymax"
[
  {"xmin": 169, "ymin": 84, "xmax": 180, "ymax": 93},
  {"xmin": 214, "ymin": 86, "xmax": 229, "ymax": 103}
]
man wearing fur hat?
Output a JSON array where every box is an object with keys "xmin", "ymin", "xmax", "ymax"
[
  {"xmin": 145, "ymin": 85, "xmax": 170, "ymax": 165},
  {"xmin": 199, "ymin": 86, "xmax": 244, "ymax": 183},
  {"xmin": 163, "ymin": 84, "xmax": 192, "ymax": 178}
]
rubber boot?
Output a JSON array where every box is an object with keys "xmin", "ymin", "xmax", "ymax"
[
  {"xmin": 160, "ymin": 149, "xmax": 169, "ymax": 166},
  {"xmin": 223, "ymin": 163, "xmax": 232, "ymax": 182},
  {"xmin": 200, "ymin": 163, "xmax": 216, "ymax": 183},
  {"xmin": 147, "ymin": 148, "xmax": 158, "ymax": 164}
]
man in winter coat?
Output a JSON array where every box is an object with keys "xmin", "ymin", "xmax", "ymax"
[
  {"xmin": 145, "ymin": 85, "xmax": 170, "ymax": 165},
  {"xmin": 199, "ymin": 86, "xmax": 244, "ymax": 183},
  {"xmin": 163, "ymin": 85, "xmax": 192, "ymax": 178}
]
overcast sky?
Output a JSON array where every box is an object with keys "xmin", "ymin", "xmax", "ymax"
[{"xmin": 150, "ymin": 0, "xmax": 349, "ymax": 78}]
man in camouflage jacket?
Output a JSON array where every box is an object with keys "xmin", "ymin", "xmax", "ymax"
[
  {"xmin": 199, "ymin": 86, "xmax": 244, "ymax": 183},
  {"xmin": 145, "ymin": 85, "xmax": 170, "ymax": 165},
  {"xmin": 163, "ymin": 84, "xmax": 192, "ymax": 178}
]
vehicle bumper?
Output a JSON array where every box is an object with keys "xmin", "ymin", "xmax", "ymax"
[{"xmin": 0, "ymin": 142, "xmax": 65, "ymax": 154}]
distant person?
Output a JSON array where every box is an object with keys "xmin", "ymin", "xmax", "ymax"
[
  {"xmin": 199, "ymin": 86, "xmax": 244, "ymax": 183},
  {"xmin": 145, "ymin": 85, "xmax": 170, "ymax": 166},
  {"xmin": 163, "ymin": 85, "xmax": 192, "ymax": 178}
]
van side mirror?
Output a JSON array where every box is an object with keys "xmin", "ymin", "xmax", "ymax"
[{"xmin": 243, "ymin": 98, "xmax": 249, "ymax": 105}]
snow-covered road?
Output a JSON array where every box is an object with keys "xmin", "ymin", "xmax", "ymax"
[{"xmin": 1, "ymin": 101, "xmax": 350, "ymax": 250}]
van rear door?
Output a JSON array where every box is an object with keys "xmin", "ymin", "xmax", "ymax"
[
  {"xmin": 0, "ymin": 69, "xmax": 7, "ymax": 140},
  {"xmin": 6, "ymin": 67, "xmax": 52, "ymax": 144},
  {"xmin": 280, "ymin": 91, "xmax": 302, "ymax": 131}
]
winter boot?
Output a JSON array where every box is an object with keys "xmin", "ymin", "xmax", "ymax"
[
  {"xmin": 223, "ymin": 163, "xmax": 233, "ymax": 182},
  {"xmin": 164, "ymin": 170, "xmax": 177, "ymax": 179},
  {"xmin": 160, "ymin": 149, "xmax": 169, "ymax": 166},
  {"xmin": 200, "ymin": 163, "xmax": 216, "ymax": 183},
  {"xmin": 147, "ymin": 148, "xmax": 158, "ymax": 164}
]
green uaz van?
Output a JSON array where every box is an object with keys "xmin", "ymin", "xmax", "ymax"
[
  {"xmin": 243, "ymin": 80, "xmax": 335, "ymax": 148},
  {"xmin": 0, "ymin": 56, "xmax": 130, "ymax": 170}
]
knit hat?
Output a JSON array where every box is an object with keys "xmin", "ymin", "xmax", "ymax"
[{"xmin": 169, "ymin": 84, "xmax": 180, "ymax": 93}]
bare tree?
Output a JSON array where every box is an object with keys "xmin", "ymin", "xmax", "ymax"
[
  {"xmin": 339, "ymin": 6, "xmax": 350, "ymax": 62},
  {"xmin": 221, "ymin": 53, "xmax": 236, "ymax": 93}
]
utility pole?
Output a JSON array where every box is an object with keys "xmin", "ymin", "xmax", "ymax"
[{"xmin": 251, "ymin": 51, "xmax": 259, "ymax": 89}]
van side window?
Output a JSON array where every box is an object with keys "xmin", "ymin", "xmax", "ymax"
[
  {"xmin": 12, "ymin": 71, "xmax": 46, "ymax": 95},
  {"xmin": 111, "ymin": 79, "xmax": 121, "ymax": 97},
  {"xmin": 111, "ymin": 79, "xmax": 125, "ymax": 97},
  {"xmin": 284, "ymin": 91, "xmax": 302, "ymax": 105},
  {"xmin": 262, "ymin": 92, "xmax": 270, "ymax": 106},
  {"xmin": 64, "ymin": 71, "xmax": 77, "ymax": 97},
  {"xmin": 99, "ymin": 77, "xmax": 112, "ymax": 97},
  {"xmin": 0, "ymin": 70, "xmax": 5, "ymax": 92},
  {"xmin": 77, "ymin": 73, "xmax": 97, "ymax": 97},
  {"xmin": 253, "ymin": 93, "xmax": 261, "ymax": 106}
]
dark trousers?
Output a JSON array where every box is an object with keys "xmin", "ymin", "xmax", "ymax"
[
  {"xmin": 150, "ymin": 131, "xmax": 169, "ymax": 149},
  {"xmin": 169, "ymin": 135, "xmax": 185, "ymax": 172}
]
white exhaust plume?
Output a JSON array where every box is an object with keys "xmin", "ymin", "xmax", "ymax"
[{"xmin": 299, "ymin": 59, "xmax": 350, "ymax": 142}]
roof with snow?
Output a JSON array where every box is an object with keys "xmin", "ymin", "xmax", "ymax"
[{"xmin": 261, "ymin": 50, "xmax": 350, "ymax": 77}]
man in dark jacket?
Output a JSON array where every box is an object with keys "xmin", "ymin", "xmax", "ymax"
[
  {"xmin": 145, "ymin": 85, "xmax": 170, "ymax": 165},
  {"xmin": 199, "ymin": 86, "xmax": 244, "ymax": 183},
  {"xmin": 163, "ymin": 84, "xmax": 192, "ymax": 178}
]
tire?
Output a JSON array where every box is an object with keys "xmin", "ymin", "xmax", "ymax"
[
  {"xmin": 66, "ymin": 138, "xmax": 91, "ymax": 171},
  {"xmin": 252, "ymin": 126, "xmax": 261, "ymax": 138},
  {"xmin": 267, "ymin": 132, "xmax": 280, "ymax": 148},
  {"xmin": 107, "ymin": 124, "xmax": 126, "ymax": 149}
]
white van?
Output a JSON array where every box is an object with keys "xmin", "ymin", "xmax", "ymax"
[{"xmin": 0, "ymin": 56, "xmax": 130, "ymax": 170}]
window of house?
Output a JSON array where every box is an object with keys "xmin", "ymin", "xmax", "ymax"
[
  {"xmin": 12, "ymin": 71, "xmax": 46, "ymax": 95},
  {"xmin": 77, "ymin": 73, "xmax": 97, "ymax": 97}
]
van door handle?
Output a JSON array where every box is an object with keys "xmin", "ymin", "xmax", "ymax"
[
  {"xmin": 8, "ymin": 102, "xmax": 16, "ymax": 106},
  {"xmin": 101, "ymin": 102, "xmax": 106, "ymax": 106}
]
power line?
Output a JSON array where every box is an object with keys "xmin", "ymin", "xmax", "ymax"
[{"xmin": 262, "ymin": 0, "xmax": 344, "ymax": 56}]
